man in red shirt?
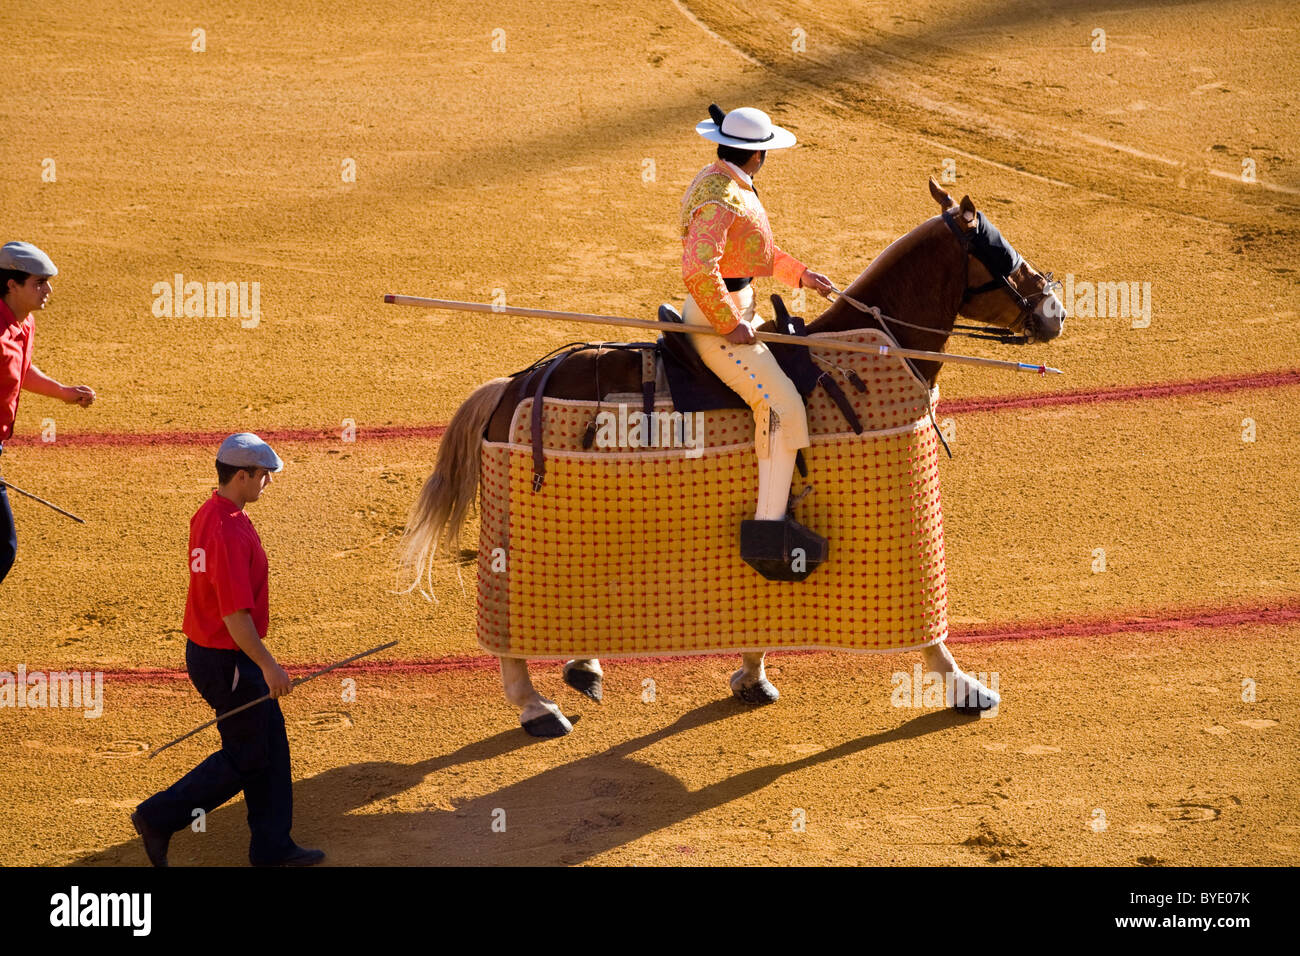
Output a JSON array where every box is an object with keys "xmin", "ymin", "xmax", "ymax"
[
  {"xmin": 132, "ymin": 434, "xmax": 325, "ymax": 867},
  {"xmin": 0, "ymin": 241, "xmax": 96, "ymax": 584}
]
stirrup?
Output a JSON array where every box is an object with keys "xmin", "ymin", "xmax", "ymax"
[{"xmin": 740, "ymin": 515, "xmax": 828, "ymax": 582}]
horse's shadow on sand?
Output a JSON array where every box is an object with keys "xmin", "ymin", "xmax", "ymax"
[{"xmin": 79, "ymin": 702, "xmax": 974, "ymax": 866}]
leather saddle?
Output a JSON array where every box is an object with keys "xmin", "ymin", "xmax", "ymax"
[{"xmin": 657, "ymin": 293, "xmax": 867, "ymax": 433}]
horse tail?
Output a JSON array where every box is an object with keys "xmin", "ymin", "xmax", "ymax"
[{"xmin": 400, "ymin": 376, "xmax": 511, "ymax": 597}]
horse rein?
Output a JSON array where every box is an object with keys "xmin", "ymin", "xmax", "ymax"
[
  {"xmin": 813, "ymin": 286, "xmax": 954, "ymax": 458},
  {"xmin": 825, "ymin": 287, "xmax": 948, "ymax": 339},
  {"xmin": 826, "ymin": 286, "xmax": 1021, "ymax": 344}
]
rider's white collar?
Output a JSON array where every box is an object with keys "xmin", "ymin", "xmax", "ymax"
[{"xmin": 720, "ymin": 160, "xmax": 753, "ymax": 188}]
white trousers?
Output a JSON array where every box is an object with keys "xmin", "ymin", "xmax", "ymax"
[
  {"xmin": 680, "ymin": 285, "xmax": 810, "ymax": 455},
  {"xmin": 682, "ymin": 285, "xmax": 809, "ymax": 520}
]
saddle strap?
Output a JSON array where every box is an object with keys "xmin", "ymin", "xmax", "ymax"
[
  {"xmin": 770, "ymin": 297, "xmax": 864, "ymax": 437},
  {"xmin": 641, "ymin": 348, "xmax": 656, "ymax": 417},
  {"xmin": 525, "ymin": 342, "xmax": 658, "ymax": 491},
  {"xmin": 814, "ymin": 371, "xmax": 864, "ymax": 435},
  {"xmin": 529, "ymin": 348, "xmax": 585, "ymax": 491}
]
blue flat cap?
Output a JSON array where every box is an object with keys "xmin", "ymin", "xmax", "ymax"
[
  {"xmin": 0, "ymin": 241, "xmax": 57, "ymax": 278},
  {"xmin": 216, "ymin": 432, "xmax": 283, "ymax": 472}
]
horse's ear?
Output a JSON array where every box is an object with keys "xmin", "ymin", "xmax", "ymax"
[
  {"xmin": 928, "ymin": 177, "xmax": 954, "ymax": 209},
  {"xmin": 959, "ymin": 194, "xmax": 977, "ymax": 222},
  {"xmin": 770, "ymin": 294, "xmax": 792, "ymax": 330}
]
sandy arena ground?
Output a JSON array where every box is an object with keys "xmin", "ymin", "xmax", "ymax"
[{"xmin": 0, "ymin": 0, "xmax": 1296, "ymax": 866}]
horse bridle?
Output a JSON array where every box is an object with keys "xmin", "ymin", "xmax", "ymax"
[{"xmin": 941, "ymin": 207, "xmax": 1061, "ymax": 344}]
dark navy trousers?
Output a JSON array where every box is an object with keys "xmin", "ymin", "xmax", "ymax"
[
  {"xmin": 137, "ymin": 640, "xmax": 294, "ymax": 864},
  {"xmin": 0, "ymin": 445, "xmax": 16, "ymax": 585}
]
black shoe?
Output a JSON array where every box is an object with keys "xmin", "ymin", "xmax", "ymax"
[
  {"xmin": 740, "ymin": 516, "xmax": 828, "ymax": 582},
  {"xmin": 130, "ymin": 810, "xmax": 170, "ymax": 868},
  {"xmin": 252, "ymin": 843, "xmax": 326, "ymax": 867}
]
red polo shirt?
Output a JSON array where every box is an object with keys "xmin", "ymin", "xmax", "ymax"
[
  {"xmin": 0, "ymin": 300, "xmax": 35, "ymax": 443},
  {"xmin": 183, "ymin": 490, "xmax": 270, "ymax": 649}
]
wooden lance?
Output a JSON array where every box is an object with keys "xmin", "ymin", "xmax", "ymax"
[{"xmin": 383, "ymin": 294, "xmax": 1062, "ymax": 375}]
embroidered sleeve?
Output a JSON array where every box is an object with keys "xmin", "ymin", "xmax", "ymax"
[
  {"xmin": 773, "ymin": 246, "xmax": 807, "ymax": 288},
  {"xmin": 682, "ymin": 202, "xmax": 742, "ymax": 334}
]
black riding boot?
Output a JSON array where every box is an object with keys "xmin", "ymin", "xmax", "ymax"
[{"xmin": 740, "ymin": 491, "xmax": 828, "ymax": 582}]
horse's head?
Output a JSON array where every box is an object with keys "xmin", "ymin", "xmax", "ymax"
[{"xmin": 927, "ymin": 179, "xmax": 1066, "ymax": 343}]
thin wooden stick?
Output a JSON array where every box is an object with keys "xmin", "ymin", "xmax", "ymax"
[
  {"xmin": 0, "ymin": 477, "xmax": 84, "ymax": 523},
  {"xmin": 384, "ymin": 293, "xmax": 1062, "ymax": 375},
  {"xmin": 148, "ymin": 640, "xmax": 399, "ymax": 759}
]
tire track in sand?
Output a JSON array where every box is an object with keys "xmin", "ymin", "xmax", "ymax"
[{"xmin": 668, "ymin": 0, "xmax": 1298, "ymax": 221}]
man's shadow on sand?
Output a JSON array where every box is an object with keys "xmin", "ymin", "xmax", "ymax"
[{"xmin": 79, "ymin": 701, "xmax": 975, "ymax": 866}]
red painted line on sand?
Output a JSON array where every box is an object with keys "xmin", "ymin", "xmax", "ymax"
[
  {"xmin": 76, "ymin": 597, "xmax": 1300, "ymax": 684},
  {"xmin": 944, "ymin": 597, "xmax": 1300, "ymax": 644},
  {"xmin": 5, "ymin": 370, "xmax": 1296, "ymax": 449},
  {"xmin": 937, "ymin": 369, "xmax": 1300, "ymax": 416},
  {"xmin": 6, "ymin": 423, "xmax": 446, "ymax": 449}
]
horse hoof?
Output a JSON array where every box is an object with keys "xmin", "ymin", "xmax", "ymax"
[
  {"xmin": 562, "ymin": 663, "xmax": 604, "ymax": 703},
  {"xmin": 521, "ymin": 711, "xmax": 573, "ymax": 737},
  {"xmin": 952, "ymin": 672, "xmax": 1000, "ymax": 715},
  {"xmin": 730, "ymin": 669, "xmax": 779, "ymax": 705},
  {"xmin": 735, "ymin": 680, "xmax": 780, "ymax": 704}
]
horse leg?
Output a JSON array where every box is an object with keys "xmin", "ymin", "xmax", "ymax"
[
  {"xmin": 920, "ymin": 641, "xmax": 1000, "ymax": 714},
  {"xmin": 731, "ymin": 651, "xmax": 779, "ymax": 704},
  {"xmin": 562, "ymin": 658, "xmax": 604, "ymax": 702},
  {"xmin": 500, "ymin": 657, "xmax": 573, "ymax": 737}
]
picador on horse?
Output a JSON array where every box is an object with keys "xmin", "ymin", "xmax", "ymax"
[
  {"xmin": 677, "ymin": 104, "xmax": 838, "ymax": 579},
  {"xmin": 398, "ymin": 100, "xmax": 1068, "ymax": 736}
]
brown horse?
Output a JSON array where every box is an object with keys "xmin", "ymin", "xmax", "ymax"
[{"xmin": 402, "ymin": 179, "xmax": 1065, "ymax": 736}]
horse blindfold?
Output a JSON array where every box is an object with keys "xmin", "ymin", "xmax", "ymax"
[{"xmin": 972, "ymin": 211, "xmax": 1023, "ymax": 279}]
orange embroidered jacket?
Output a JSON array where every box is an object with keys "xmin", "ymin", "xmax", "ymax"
[{"xmin": 680, "ymin": 161, "xmax": 807, "ymax": 334}]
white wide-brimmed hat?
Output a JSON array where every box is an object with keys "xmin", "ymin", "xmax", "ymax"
[{"xmin": 695, "ymin": 104, "xmax": 796, "ymax": 150}]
